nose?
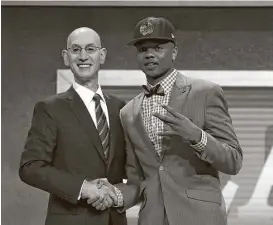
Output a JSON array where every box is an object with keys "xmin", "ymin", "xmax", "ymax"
[
  {"xmin": 144, "ymin": 48, "xmax": 155, "ymax": 59},
  {"xmin": 79, "ymin": 49, "xmax": 89, "ymax": 61}
]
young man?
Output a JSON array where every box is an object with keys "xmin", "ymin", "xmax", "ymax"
[
  {"xmin": 19, "ymin": 27, "xmax": 127, "ymax": 225},
  {"xmin": 114, "ymin": 17, "xmax": 243, "ymax": 225}
]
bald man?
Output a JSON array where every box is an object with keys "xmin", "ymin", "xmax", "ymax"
[{"xmin": 19, "ymin": 27, "xmax": 127, "ymax": 225}]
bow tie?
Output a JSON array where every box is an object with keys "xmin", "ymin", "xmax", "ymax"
[{"xmin": 142, "ymin": 84, "xmax": 165, "ymax": 97}]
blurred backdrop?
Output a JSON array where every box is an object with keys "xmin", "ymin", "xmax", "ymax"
[{"xmin": 2, "ymin": 4, "xmax": 273, "ymax": 225}]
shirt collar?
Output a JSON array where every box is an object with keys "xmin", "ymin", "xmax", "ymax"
[{"xmin": 73, "ymin": 81, "xmax": 106, "ymax": 104}]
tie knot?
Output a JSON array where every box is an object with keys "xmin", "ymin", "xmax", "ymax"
[
  {"xmin": 93, "ymin": 93, "xmax": 101, "ymax": 102},
  {"xmin": 142, "ymin": 84, "xmax": 165, "ymax": 97}
]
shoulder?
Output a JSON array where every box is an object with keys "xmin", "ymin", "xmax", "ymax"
[
  {"xmin": 106, "ymin": 94, "xmax": 125, "ymax": 103},
  {"xmin": 37, "ymin": 91, "xmax": 68, "ymax": 105},
  {"xmin": 177, "ymin": 72, "xmax": 223, "ymax": 94},
  {"xmin": 33, "ymin": 88, "xmax": 73, "ymax": 111},
  {"xmin": 106, "ymin": 94, "xmax": 126, "ymax": 109},
  {"xmin": 189, "ymin": 77, "xmax": 221, "ymax": 92},
  {"xmin": 120, "ymin": 93, "xmax": 142, "ymax": 117},
  {"xmin": 179, "ymin": 74, "xmax": 228, "ymax": 107},
  {"xmin": 121, "ymin": 93, "xmax": 141, "ymax": 110}
]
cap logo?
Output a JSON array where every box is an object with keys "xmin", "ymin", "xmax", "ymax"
[{"xmin": 140, "ymin": 20, "xmax": 154, "ymax": 36}]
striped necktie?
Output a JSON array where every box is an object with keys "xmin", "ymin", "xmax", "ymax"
[{"xmin": 93, "ymin": 93, "xmax": 109, "ymax": 161}]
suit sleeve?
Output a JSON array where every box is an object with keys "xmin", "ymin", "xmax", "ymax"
[
  {"xmin": 19, "ymin": 101, "xmax": 86, "ymax": 204},
  {"xmin": 114, "ymin": 109, "xmax": 145, "ymax": 212},
  {"xmin": 200, "ymin": 85, "xmax": 243, "ymax": 175}
]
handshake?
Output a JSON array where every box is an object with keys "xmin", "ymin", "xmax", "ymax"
[{"xmin": 81, "ymin": 178, "xmax": 120, "ymax": 211}]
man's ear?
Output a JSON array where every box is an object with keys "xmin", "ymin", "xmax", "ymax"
[
  {"xmin": 62, "ymin": 50, "xmax": 70, "ymax": 67},
  {"xmin": 99, "ymin": 48, "xmax": 107, "ymax": 65},
  {"xmin": 172, "ymin": 46, "xmax": 178, "ymax": 62}
]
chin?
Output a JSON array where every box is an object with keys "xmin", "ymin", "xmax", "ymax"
[
  {"xmin": 76, "ymin": 69, "xmax": 95, "ymax": 77},
  {"xmin": 74, "ymin": 72, "xmax": 95, "ymax": 81},
  {"xmin": 145, "ymin": 70, "xmax": 164, "ymax": 80}
]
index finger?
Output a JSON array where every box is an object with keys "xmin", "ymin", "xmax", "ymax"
[
  {"xmin": 153, "ymin": 112, "xmax": 176, "ymax": 125},
  {"xmin": 161, "ymin": 105, "xmax": 185, "ymax": 119}
]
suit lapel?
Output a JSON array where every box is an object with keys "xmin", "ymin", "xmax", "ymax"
[
  {"xmin": 104, "ymin": 93, "xmax": 118, "ymax": 170},
  {"xmin": 161, "ymin": 73, "xmax": 192, "ymax": 158},
  {"xmin": 65, "ymin": 87, "xmax": 106, "ymax": 164},
  {"xmin": 168, "ymin": 72, "xmax": 192, "ymax": 113},
  {"xmin": 132, "ymin": 93, "xmax": 162, "ymax": 162}
]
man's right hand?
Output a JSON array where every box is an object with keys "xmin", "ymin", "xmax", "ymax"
[
  {"xmin": 81, "ymin": 179, "xmax": 117, "ymax": 210},
  {"xmin": 81, "ymin": 179, "xmax": 104, "ymax": 204}
]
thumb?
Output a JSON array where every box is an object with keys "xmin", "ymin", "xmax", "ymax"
[
  {"xmin": 99, "ymin": 178, "xmax": 108, "ymax": 182},
  {"xmin": 109, "ymin": 191, "xmax": 118, "ymax": 204},
  {"xmin": 100, "ymin": 178, "xmax": 112, "ymax": 187}
]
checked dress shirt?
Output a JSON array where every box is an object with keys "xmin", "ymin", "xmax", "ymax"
[{"xmin": 141, "ymin": 69, "xmax": 178, "ymax": 158}]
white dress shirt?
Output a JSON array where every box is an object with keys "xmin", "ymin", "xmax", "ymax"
[
  {"xmin": 73, "ymin": 82, "xmax": 110, "ymax": 128},
  {"xmin": 73, "ymin": 81, "xmax": 110, "ymax": 200}
]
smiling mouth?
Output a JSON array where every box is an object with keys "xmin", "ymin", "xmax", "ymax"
[{"xmin": 78, "ymin": 64, "xmax": 91, "ymax": 68}]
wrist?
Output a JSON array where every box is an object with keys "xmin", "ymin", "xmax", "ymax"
[
  {"xmin": 189, "ymin": 129, "xmax": 202, "ymax": 144},
  {"xmin": 190, "ymin": 130, "xmax": 208, "ymax": 153},
  {"xmin": 113, "ymin": 186, "xmax": 124, "ymax": 207},
  {"xmin": 80, "ymin": 180, "xmax": 89, "ymax": 198}
]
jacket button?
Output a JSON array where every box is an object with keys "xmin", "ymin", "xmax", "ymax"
[{"xmin": 159, "ymin": 166, "xmax": 164, "ymax": 171}]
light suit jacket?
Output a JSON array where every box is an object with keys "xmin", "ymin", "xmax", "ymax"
[{"xmin": 115, "ymin": 72, "xmax": 243, "ymax": 225}]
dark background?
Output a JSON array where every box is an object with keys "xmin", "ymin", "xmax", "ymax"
[{"xmin": 2, "ymin": 6, "xmax": 273, "ymax": 225}]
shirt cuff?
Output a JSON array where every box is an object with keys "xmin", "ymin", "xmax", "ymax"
[
  {"xmin": 113, "ymin": 186, "xmax": 124, "ymax": 207},
  {"xmin": 78, "ymin": 179, "xmax": 87, "ymax": 200},
  {"xmin": 190, "ymin": 130, "xmax": 207, "ymax": 154}
]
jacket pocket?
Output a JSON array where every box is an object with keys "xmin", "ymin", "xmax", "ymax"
[{"xmin": 185, "ymin": 189, "xmax": 221, "ymax": 205}]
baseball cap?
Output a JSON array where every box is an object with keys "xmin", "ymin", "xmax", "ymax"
[{"xmin": 127, "ymin": 17, "xmax": 176, "ymax": 46}]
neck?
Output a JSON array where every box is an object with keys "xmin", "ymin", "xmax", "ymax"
[
  {"xmin": 74, "ymin": 76, "xmax": 99, "ymax": 93},
  {"xmin": 146, "ymin": 68, "xmax": 174, "ymax": 86}
]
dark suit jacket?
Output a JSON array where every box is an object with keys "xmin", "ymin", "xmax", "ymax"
[
  {"xmin": 116, "ymin": 72, "xmax": 243, "ymax": 225},
  {"xmin": 19, "ymin": 87, "xmax": 127, "ymax": 225}
]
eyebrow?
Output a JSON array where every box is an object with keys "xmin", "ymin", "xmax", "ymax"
[{"xmin": 71, "ymin": 44, "xmax": 99, "ymax": 47}]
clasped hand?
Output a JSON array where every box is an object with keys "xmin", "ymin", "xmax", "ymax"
[{"xmin": 81, "ymin": 178, "xmax": 117, "ymax": 211}]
